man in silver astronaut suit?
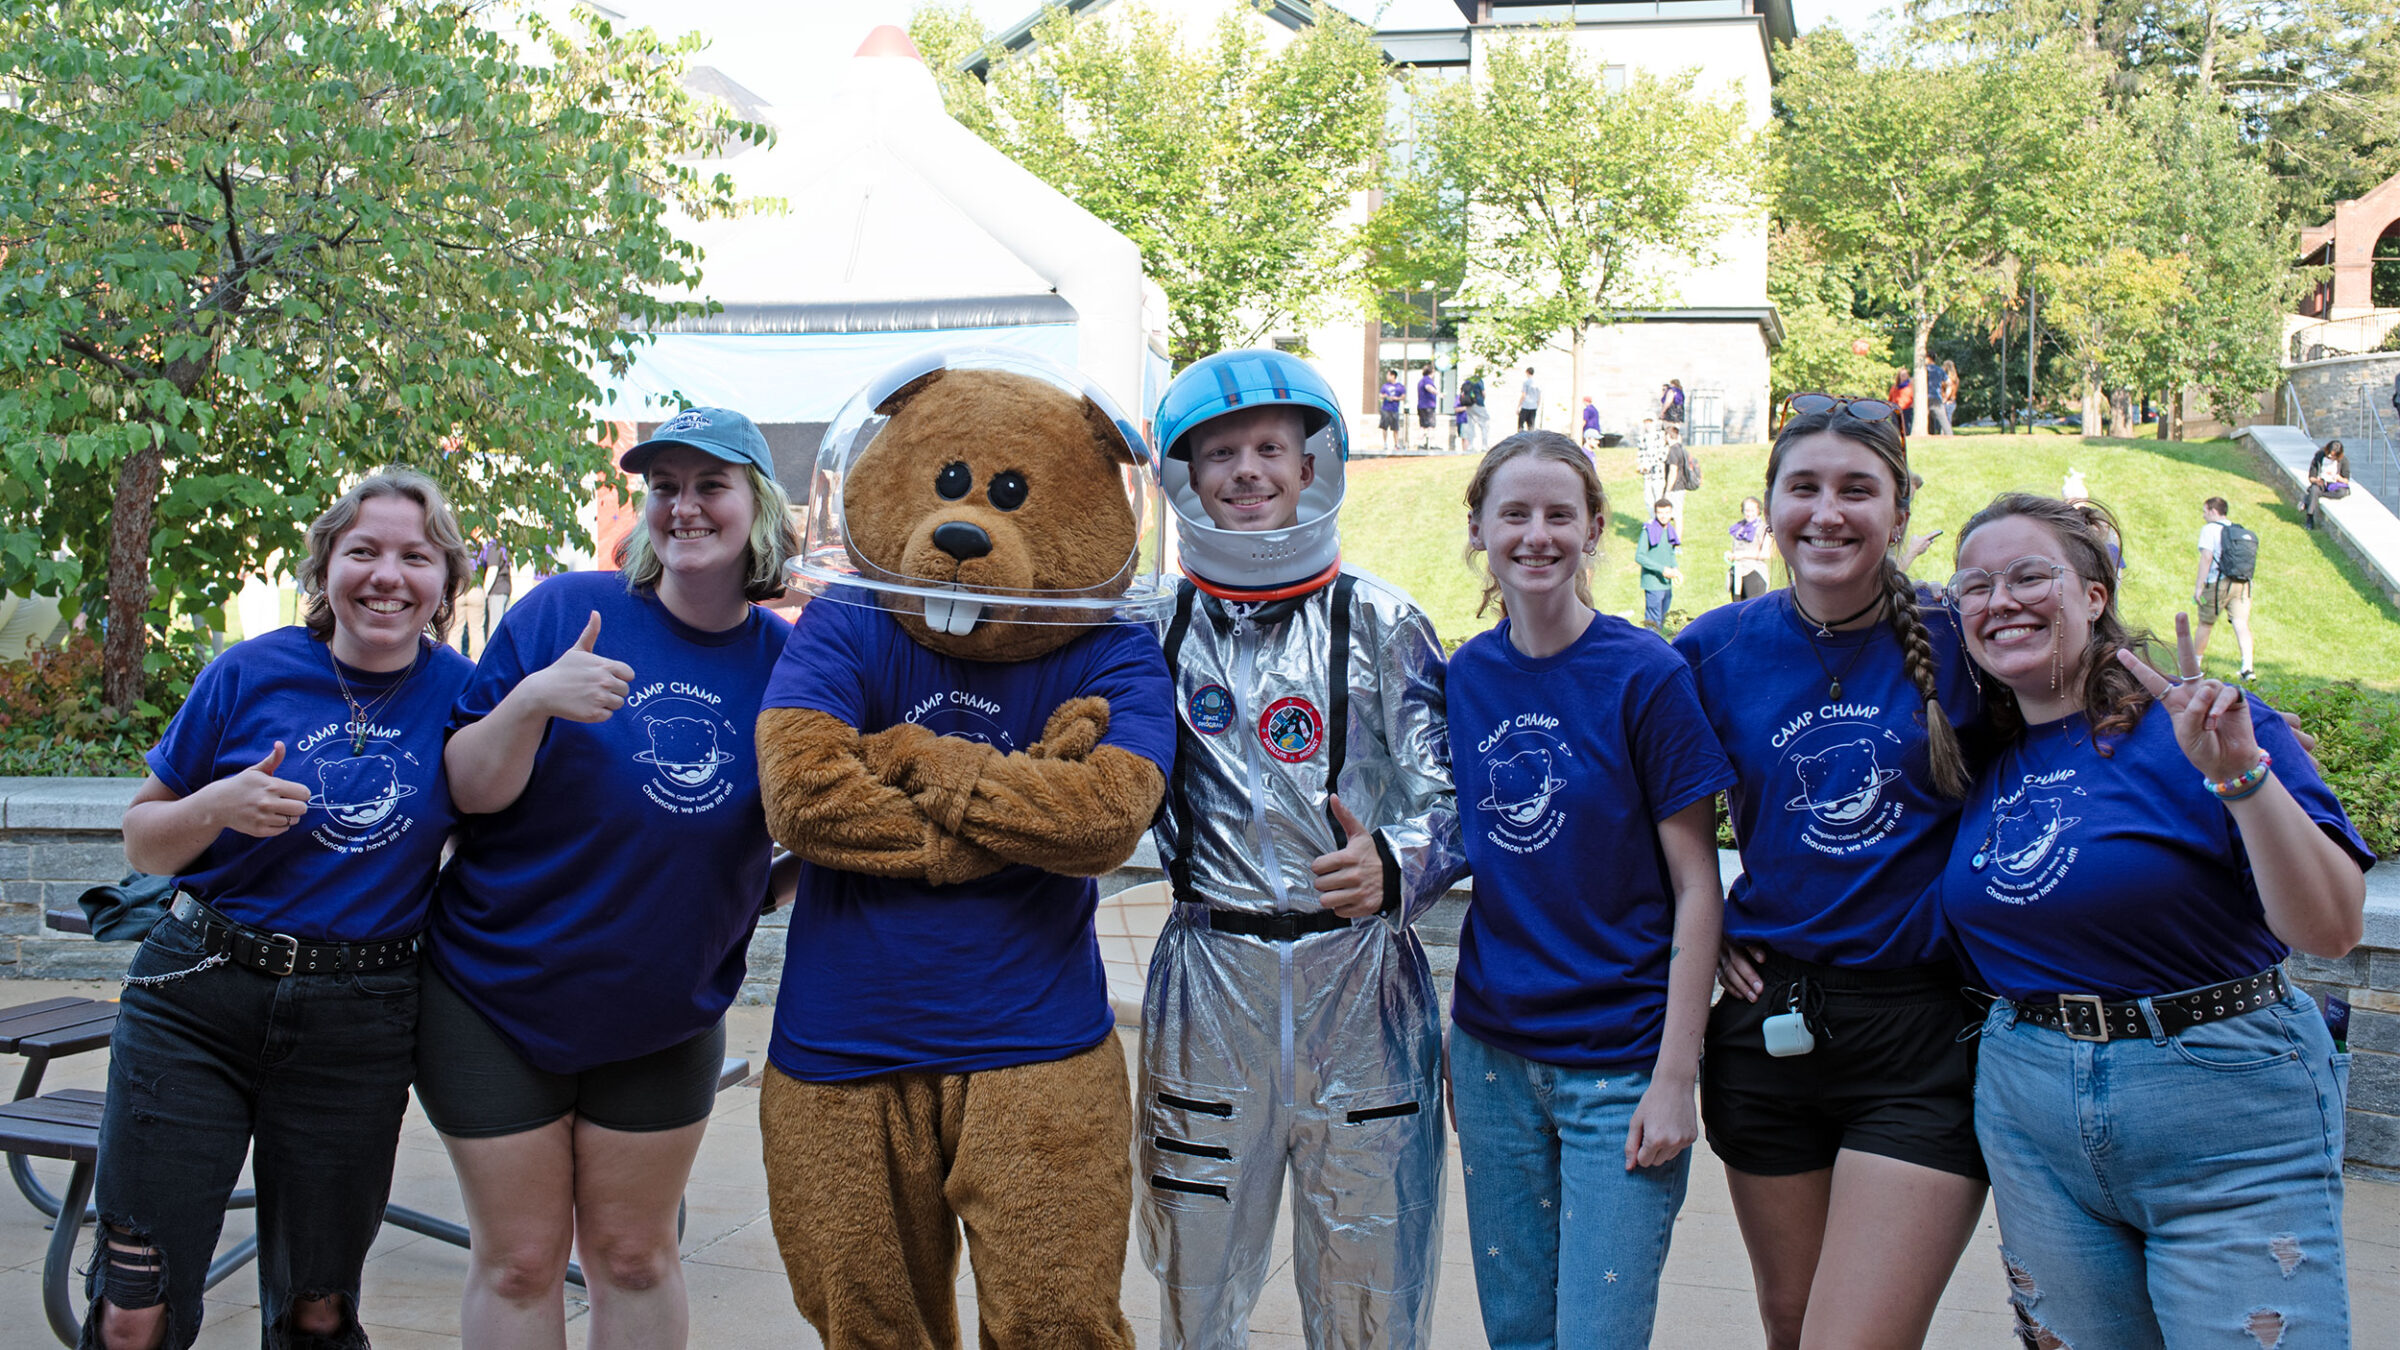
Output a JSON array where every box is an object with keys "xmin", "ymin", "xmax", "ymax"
[{"xmin": 1140, "ymin": 348, "xmax": 1467, "ymax": 1348}]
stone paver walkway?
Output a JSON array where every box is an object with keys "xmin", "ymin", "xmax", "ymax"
[{"xmin": 3, "ymin": 980, "xmax": 2394, "ymax": 1347}]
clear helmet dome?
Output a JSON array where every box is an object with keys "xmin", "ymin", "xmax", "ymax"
[
  {"xmin": 1153, "ymin": 348, "xmax": 1348, "ymax": 593},
  {"xmin": 785, "ymin": 346, "xmax": 1172, "ymax": 636}
]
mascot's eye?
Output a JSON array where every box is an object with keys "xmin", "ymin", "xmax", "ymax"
[
  {"xmin": 987, "ymin": 469, "xmax": 1028, "ymax": 511},
  {"xmin": 935, "ymin": 461, "xmax": 972, "ymax": 501}
]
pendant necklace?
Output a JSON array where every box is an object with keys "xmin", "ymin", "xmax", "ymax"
[
  {"xmin": 1789, "ymin": 592, "xmax": 1883, "ymax": 701},
  {"xmin": 329, "ymin": 640, "xmax": 419, "ymax": 755}
]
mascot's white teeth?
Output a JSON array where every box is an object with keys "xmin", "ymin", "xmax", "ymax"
[{"xmin": 922, "ymin": 593, "xmax": 983, "ymax": 636}]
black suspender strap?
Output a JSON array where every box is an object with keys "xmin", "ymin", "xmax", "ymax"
[
  {"xmin": 1162, "ymin": 580, "xmax": 1201, "ymax": 906},
  {"xmin": 1322, "ymin": 573, "xmax": 1357, "ymax": 832}
]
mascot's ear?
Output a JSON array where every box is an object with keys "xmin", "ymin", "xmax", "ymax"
[
  {"xmin": 1082, "ymin": 396, "xmax": 1136, "ymax": 467},
  {"xmin": 876, "ymin": 369, "xmax": 947, "ymax": 417}
]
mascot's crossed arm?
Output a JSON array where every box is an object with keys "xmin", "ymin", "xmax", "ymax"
[{"xmin": 751, "ymin": 355, "xmax": 1173, "ymax": 1350}]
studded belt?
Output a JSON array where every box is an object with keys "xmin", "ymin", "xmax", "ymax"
[
  {"xmin": 168, "ymin": 894, "xmax": 421, "ymax": 977},
  {"xmin": 2012, "ymin": 968, "xmax": 2285, "ymax": 1043}
]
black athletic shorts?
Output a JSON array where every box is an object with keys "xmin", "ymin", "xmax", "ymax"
[
  {"xmin": 1702, "ymin": 949, "xmax": 1987, "ymax": 1182},
  {"xmin": 1416, "ymin": 407, "xmax": 1435, "ymax": 428},
  {"xmin": 414, "ymin": 964, "xmax": 727, "ymax": 1138},
  {"xmin": 1378, "ymin": 407, "xmax": 1401, "ymax": 431}
]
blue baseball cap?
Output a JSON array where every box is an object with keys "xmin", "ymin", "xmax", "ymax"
[{"xmin": 619, "ymin": 407, "xmax": 774, "ymax": 476}]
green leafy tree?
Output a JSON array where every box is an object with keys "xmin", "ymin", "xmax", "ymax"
[
  {"xmin": 1355, "ymin": 79, "xmax": 1467, "ymax": 331},
  {"xmin": 1774, "ymin": 33, "xmax": 2116, "ymax": 437},
  {"xmin": 0, "ymin": 1, "xmax": 762, "ymax": 707},
  {"xmin": 914, "ymin": 1, "xmax": 1387, "ymax": 365},
  {"xmin": 1420, "ymin": 30, "xmax": 1758, "ymax": 398},
  {"xmin": 1766, "ymin": 226, "xmax": 1890, "ymax": 411}
]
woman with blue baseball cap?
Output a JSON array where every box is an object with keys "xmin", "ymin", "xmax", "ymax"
[{"xmin": 418, "ymin": 407, "xmax": 799, "ymax": 1349}]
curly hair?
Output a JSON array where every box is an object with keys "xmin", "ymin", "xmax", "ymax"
[
  {"xmin": 296, "ymin": 469, "xmax": 472, "ymax": 644},
  {"xmin": 1464, "ymin": 430, "xmax": 1609, "ymax": 618},
  {"xmin": 1765, "ymin": 404, "xmax": 1970, "ymax": 797},
  {"xmin": 1953, "ymin": 492, "xmax": 2156, "ymax": 752}
]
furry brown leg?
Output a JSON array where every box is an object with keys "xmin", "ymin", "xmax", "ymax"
[{"xmin": 947, "ymin": 1033, "xmax": 1137, "ymax": 1350}]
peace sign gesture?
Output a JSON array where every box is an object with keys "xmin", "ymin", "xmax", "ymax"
[{"xmin": 2113, "ymin": 644, "xmax": 2259, "ymax": 784}]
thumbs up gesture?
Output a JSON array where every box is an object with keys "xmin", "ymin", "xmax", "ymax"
[
  {"xmin": 1309, "ymin": 794, "xmax": 1386, "ymax": 918},
  {"xmin": 209, "ymin": 741, "xmax": 314, "ymax": 839},
  {"xmin": 524, "ymin": 611, "xmax": 635, "ymax": 724}
]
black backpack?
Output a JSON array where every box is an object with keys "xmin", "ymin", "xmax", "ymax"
[
  {"xmin": 2217, "ymin": 522, "xmax": 2259, "ymax": 583},
  {"xmin": 1670, "ymin": 444, "xmax": 1702, "ymax": 491}
]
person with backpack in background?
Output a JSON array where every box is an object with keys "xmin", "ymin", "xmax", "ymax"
[
  {"xmin": 1664, "ymin": 427, "xmax": 1701, "ymax": 524},
  {"xmin": 1459, "ymin": 368, "xmax": 1488, "ymax": 453},
  {"xmin": 2193, "ymin": 496, "xmax": 2258, "ymax": 681}
]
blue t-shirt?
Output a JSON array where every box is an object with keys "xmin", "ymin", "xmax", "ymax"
[
  {"xmin": 145, "ymin": 628, "xmax": 472, "ymax": 941},
  {"xmin": 431, "ymin": 571, "xmax": 791, "ymax": 1074},
  {"xmin": 1417, "ymin": 375, "xmax": 1438, "ymax": 411},
  {"xmin": 1673, "ymin": 591, "xmax": 1985, "ymax": 968},
  {"xmin": 1942, "ymin": 698, "xmax": 2374, "ymax": 1002},
  {"xmin": 1581, "ymin": 404, "xmax": 1600, "ymax": 430},
  {"xmin": 761, "ymin": 596, "xmax": 1175, "ymax": 1083},
  {"xmin": 1449, "ymin": 617, "xmax": 1735, "ymax": 1070},
  {"xmin": 1380, "ymin": 379, "xmax": 1404, "ymax": 414}
]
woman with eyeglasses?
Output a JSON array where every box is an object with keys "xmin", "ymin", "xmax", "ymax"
[
  {"xmin": 1939, "ymin": 493, "xmax": 2367, "ymax": 1347},
  {"xmin": 1671, "ymin": 393, "xmax": 1991, "ymax": 1350}
]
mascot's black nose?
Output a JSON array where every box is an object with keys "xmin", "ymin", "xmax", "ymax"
[{"xmin": 932, "ymin": 521, "xmax": 992, "ymax": 562}]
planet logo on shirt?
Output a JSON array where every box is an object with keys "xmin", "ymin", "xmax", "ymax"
[
  {"xmin": 1991, "ymin": 797, "xmax": 2083, "ymax": 876},
  {"xmin": 1785, "ymin": 738, "xmax": 1902, "ymax": 826},
  {"xmin": 308, "ymin": 755, "xmax": 414, "ymax": 830},
  {"xmin": 1479, "ymin": 749, "xmax": 1569, "ymax": 828},
  {"xmin": 634, "ymin": 716, "xmax": 738, "ymax": 788}
]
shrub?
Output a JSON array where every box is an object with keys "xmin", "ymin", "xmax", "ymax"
[
  {"xmin": 0, "ymin": 633, "xmax": 187, "ymax": 778},
  {"xmin": 2259, "ymin": 677, "xmax": 2400, "ymax": 858}
]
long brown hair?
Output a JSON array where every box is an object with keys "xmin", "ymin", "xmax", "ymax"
[
  {"xmin": 1953, "ymin": 492, "xmax": 2155, "ymax": 751},
  {"xmin": 1464, "ymin": 431, "xmax": 1609, "ymax": 618},
  {"xmin": 297, "ymin": 469, "xmax": 472, "ymax": 643},
  {"xmin": 1765, "ymin": 406, "xmax": 1970, "ymax": 797}
]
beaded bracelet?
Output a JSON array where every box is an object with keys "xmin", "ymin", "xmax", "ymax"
[{"xmin": 2207, "ymin": 750, "xmax": 2273, "ymax": 802}]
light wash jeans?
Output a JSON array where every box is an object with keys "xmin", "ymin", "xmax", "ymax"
[
  {"xmin": 1449, "ymin": 1026, "xmax": 1689, "ymax": 1350},
  {"xmin": 1975, "ymin": 986, "xmax": 2350, "ymax": 1349}
]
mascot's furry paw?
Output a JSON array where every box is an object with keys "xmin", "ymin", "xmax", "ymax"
[{"xmin": 1028, "ymin": 696, "xmax": 1110, "ymax": 762}]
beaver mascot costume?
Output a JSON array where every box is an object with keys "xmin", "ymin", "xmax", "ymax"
[{"xmin": 754, "ymin": 349, "xmax": 1176, "ymax": 1349}]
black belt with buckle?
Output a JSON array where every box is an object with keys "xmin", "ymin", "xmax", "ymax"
[
  {"xmin": 2014, "ymin": 968, "xmax": 2284, "ymax": 1043},
  {"xmin": 1205, "ymin": 908, "xmax": 1354, "ymax": 942},
  {"xmin": 168, "ymin": 894, "xmax": 420, "ymax": 977}
]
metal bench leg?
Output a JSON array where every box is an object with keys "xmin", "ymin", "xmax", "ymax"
[
  {"xmin": 11, "ymin": 1053, "xmax": 68, "ymax": 1217},
  {"xmin": 381, "ymin": 1204, "xmax": 587, "ymax": 1290},
  {"xmin": 43, "ymin": 1159, "xmax": 92, "ymax": 1348}
]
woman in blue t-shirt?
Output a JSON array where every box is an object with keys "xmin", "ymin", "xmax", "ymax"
[
  {"xmin": 419, "ymin": 409, "xmax": 798, "ymax": 1348},
  {"xmin": 1670, "ymin": 396, "xmax": 1990, "ymax": 1349},
  {"xmin": 104, "ymin": 470, "xmax": 475, "ymax": 1349},
  {"xmin": 1941, "ymin": 494, "xmax": 2369, "ymax": 1347},
  {"xmin": 1448, "ymin": 431, "xmax": 1735, "ymax": 1347}
]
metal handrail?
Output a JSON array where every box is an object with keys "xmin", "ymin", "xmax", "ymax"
[
  {"xmin": 2283, "ymin": 381, "xmax": 2312, "ymax": 440},
  {"xmin": 2361, "ymin": 395, "xmax": 2400, "ymax": 509}
]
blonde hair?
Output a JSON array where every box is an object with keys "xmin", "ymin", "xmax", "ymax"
[
  {"xmin": 1464, "ymin": 430, "xmax": 1608, "ymax": 618},
  {"xmin": 618, "ymin": 463, "xmax": 800, "ymax": 603},
  {"xmin": 297, "ymin": 469, "xmax": 472, "ymax": 643}
]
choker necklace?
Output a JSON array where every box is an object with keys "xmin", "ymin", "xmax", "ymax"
[
  {"xmin": 328, "ymin": 640, "xmax": 419, "ymax": 755},
  {"xmin": 1790, "ymin": 592, "xmax": 1883, "ymax": 701}
]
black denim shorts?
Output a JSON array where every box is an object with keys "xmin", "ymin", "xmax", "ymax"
[
  {"xmin": 1701, "ymin": 950, "xmax": 1987, "ymax": 1182},
  {"xmin": 412, "ymin": 964, "xmax": 725, "ymax": 1138}
]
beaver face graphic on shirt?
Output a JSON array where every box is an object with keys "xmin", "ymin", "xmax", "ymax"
[
  {"xmin": 1784, "ymin": 738, "xmax": 1901, "ymax": 826},
  {"xmin": 1991, "ymin": 796, "xmax": 2083, "ymax": 876},
  {"xmin": 311, "ymin": 755, "xmax": 412, "ymax": 830},
  {"xmin": 1479, "ymin": 749, "xmax": 1569, "ymax": 828},
  {"xmin": 635, "ymin": 716, "xmax": 737, "ymax": 789}
]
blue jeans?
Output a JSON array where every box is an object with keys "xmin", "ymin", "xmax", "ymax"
[
  {"xmin": 1449, "ymin": 1027, "xmax": 1689, "ymax": 1350},
  {"xmin": 1642, "ymin": 587, "xmax": 1670, "ymax": 627},
  {"xmin": 1974, "ymin": 987, "xmax": 2350, "ymax": 1349},
  {"xmin": 86, "ymin": 910, "xmax": 419, "ymax": 1349}
]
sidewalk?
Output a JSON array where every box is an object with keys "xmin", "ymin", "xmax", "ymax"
[{"xmin": 3, "ymin": 980, "xmax": 2395, "ymax": 1347}]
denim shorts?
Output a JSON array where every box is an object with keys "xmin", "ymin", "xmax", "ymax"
[
  {"xmin": 1974, "ymin": 986, "xmax": 2349, "ymax": 1348},
  {"xmin": 412, "ymin": 964, "xmax": 725, "ymax": 1137},
  {"xmin": 1701, "ymin": 951, "xmax": 1986, "ymax": 1181}
]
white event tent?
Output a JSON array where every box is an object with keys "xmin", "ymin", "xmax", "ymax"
[{"xmin": 591, "ymin": 24, "xmax": 1173, "ymax": 496}]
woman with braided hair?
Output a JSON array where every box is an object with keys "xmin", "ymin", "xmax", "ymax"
[{"xmin": 1671, "ymin": 396, "xmax": 1988, "ymax": 1349}]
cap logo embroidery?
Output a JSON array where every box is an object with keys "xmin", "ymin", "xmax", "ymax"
[{"xmin": 658, "ymin": 410, "xmax": 714, "ymax": 435}]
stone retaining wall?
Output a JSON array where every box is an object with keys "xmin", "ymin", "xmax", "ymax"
[{"xmin": 8, "ymin": 776, "xmax": 2397, "ymax": 1177}]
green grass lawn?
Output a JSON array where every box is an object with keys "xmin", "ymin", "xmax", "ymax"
[{"xmin": 1340, "ymin": 435, "xmax": 2400, "ymax": 691}]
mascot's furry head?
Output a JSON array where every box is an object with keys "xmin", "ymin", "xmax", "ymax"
[{"xmin": 788, "ymin": 349, "xmax": 1170, "ymax": 663}]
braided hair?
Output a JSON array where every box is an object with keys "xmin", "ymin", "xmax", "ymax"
[
  {"xmin": 1954, "ymin": 493, "xmax": 2156, "ymax": 753},
  {"xmin": 1765, "ymin": 407, "xmax": 1970, "ymax": 798}
]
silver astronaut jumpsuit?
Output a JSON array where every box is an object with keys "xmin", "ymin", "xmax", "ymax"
[{"xmin": 1139, "ymin": 569, "xmax": 1466, "ymax": 1349}]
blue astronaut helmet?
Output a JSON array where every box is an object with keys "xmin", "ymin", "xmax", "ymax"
[{"xmin": 1155, "ymin": 348, "xmax": 1348, "ymax": 594}]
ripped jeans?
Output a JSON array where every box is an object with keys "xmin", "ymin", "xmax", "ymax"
[
  {"xmin": 1974, "ymin": 987, "xmax": 2350, "ymax": 1349},
  {"xmin": 84, "ymin": 909, "xmax": 418, "ymax": 1349}
]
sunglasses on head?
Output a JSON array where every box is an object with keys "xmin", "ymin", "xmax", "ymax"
[{"xmin": 1786, "ymin": 392, "xmax": 1897, "ymax": 423}]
